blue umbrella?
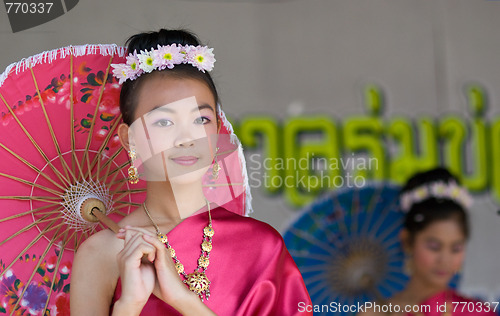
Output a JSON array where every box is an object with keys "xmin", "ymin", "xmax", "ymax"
[{"xmin": 283, "ymin": 182, "xmax": 408, "ymax": 315}]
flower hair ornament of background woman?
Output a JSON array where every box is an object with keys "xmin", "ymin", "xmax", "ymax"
[
  {"xmin": 70, "ymin": 29, "xmax": 312, "ymax": 316},
  {"xmin": 359, "ymin": 167, "xmax": 495, "ymax": 316}
]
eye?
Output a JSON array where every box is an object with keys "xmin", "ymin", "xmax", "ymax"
[
  {"xmin": 452, "ymin": 244, "xmax": 464, "ymax": 253},
  {"xmin": 153, "ymin": 119, "xmax": 172, "ymax": 127},
  {"xmin": 426, "ymin": 242, "xmax": 441, "ymax": 251},
  {"xmin": 194, "ymin": 117, "xmax": 211, "ymax": 125}
]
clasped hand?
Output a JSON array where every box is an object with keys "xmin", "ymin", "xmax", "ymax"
[{"xmin": 115, "ymin": 226, "xmax": 193, "ymax": 310}]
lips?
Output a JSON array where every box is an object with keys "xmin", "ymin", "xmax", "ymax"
[
  {"xmin": 433, "ymin": 270, "xmax": 449, "ymax": 277},
  {"xmin": 171, "ymin": 156, "xmax": 199, "ymax": 166}
]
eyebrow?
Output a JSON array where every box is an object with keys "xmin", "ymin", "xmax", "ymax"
[{"xmin": 146, "ymin": 103, "xmax": 215, "ymax": 115}]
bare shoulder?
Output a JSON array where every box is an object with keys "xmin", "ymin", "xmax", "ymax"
[
  {"xmin": 76, "ymin": 228, "xmax": 122, "ymax": 259},
  {"xmin": 71, "ymin": 229, "xmax": 123, "ymax": 315},
  {"xmin": 73, "ymin": 228, "xmax": 123, "ymax": 286}
]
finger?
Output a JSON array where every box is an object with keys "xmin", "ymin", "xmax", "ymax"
[
  {"xmin": 118, "ymin": 232, "xmax": 144, "ymax": 263},
  {"xmin": 116, "ymin": 232, "xmax": 143, "ymax": 268},
  {"xmin": 121, "ymin": 234, "xmax": 157, "ymax": 267},
  {"xmin": 143, "ymin": 234, "xmax": 170, "ymax": 269},
  {"xmin": 124, "ymin": 228, "xmax": 141, "ymax": 247}
]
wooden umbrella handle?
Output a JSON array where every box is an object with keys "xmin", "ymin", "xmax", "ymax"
[{"xmin": 91, "ymin": 208, "xmax": 121, "ymax": 233}]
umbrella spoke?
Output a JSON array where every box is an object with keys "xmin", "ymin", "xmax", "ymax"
[
  {"xmin": 89, "ymin": 114, "xmax": 123, "ymax": 180},
  {"xmin": 288, "ymin": 227, "xmax": 337, "ymax": 256},
  {"xmin": 0, "ymin": 172, "xmax": 62, "ymax": 196},
  {"xmin": 75, "ymin": 229, "xmax": 89, "ymax": 251},
  {"xmin": 43, "ymin": 228, "xmax": 75, "ymax": 314},
  {"xmin": 7, "ymin": 225, "xmax": 64, "ymax": 316},
  {"xmin": 29, "ymin": 67, "xmax": 77, "ymax": 185},
  {"xmin": 0, "ymin": 211, "xmax": 62, "ymax": 246},
  {"xmin": 0, "ymin": 204, "xmax": 63, "ymax": 222},
  {"xmin": 107, "ymin": 177, "xmax": 129, "ymax": 187},
  {"xmin": 111, "ymin": 188, "xmax": 146, "ymax": 195},
  {"xmin": 114, "ymin": 200, "xmax": 142, "ymax": 207},
  {"xmin": 72, "ymin": 150, "xmax": 86, "ymax": 182},
  {"xmin": 101, "ymin": 156, "xmax": 127, "ymax": 185},
  {"xmin": 0, "ymin": 93, "xmax": 70, "ymax": 187},
  {"xmin": 0, "ymin": 195, "xmax": 61, "ymax": 203},
  {"xmin": 0, "ymin": 218, "xmax": 61, "ymax": 279},
  {"xmin": 69, "ymin": 54, "xmax": 78, "ymax": 180},
  {"xmin": 299, "ymin": 263, "xmax": 334, "ymax": 274},
  {"xmin": 79, "ymin": 55, "xmax": 114, "ymax": 180},
  {"xmin": 110, "ymin": 209, "xmax": 128, "ymax": 217},
  {"xmin": 288, "ymin": 251, "xmax": 333, "ymax": 263},
  {"xmin": 360, "ymin": 186, "xmax": 384, "ymax": 235},
  {"xmin": 0, "ymin": 143, "xmax": 66, "ymax": 192},
  {"xmin": 308, "ymin": 212, "xmax": 344, "ymax": 249}
]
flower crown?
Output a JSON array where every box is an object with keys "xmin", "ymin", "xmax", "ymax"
[
  {"xmin": 399, "ymin": 180, "xmax": 473, "ymax": 212},
  {"xmin": 111, "ymin": 44, "xmax": 215, "ymax": 84}
]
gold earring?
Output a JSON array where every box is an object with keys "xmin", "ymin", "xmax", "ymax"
[
  {"xmin": 212, "ymin": 147, "xmax": 221, "ymax": 180},
  {"xmin": 403, "ymin": 252, "xmax": 413, "ymax": 276},
  {"xmin": 128, "ymin": 148, "xmax": 139, "ymax": 184}
]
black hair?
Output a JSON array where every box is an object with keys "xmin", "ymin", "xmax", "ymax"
[
  {"xmin": 400, "ymin": 167, "xmax": 470, "ymax": 244},
  {"xmin": 119, "ymin": 29, "xmax": 220, "ymax": 125}
]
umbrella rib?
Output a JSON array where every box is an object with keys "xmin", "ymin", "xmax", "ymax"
[
  {"xmin": 384, "ymin": 274, "xmax": 408, "ymax": 288},
  {"xmin": 0, "ymin": 196, "xmax": 61, "ymax": 203},
  {"xmin": 299, "ymin": 263, "xmax": 334, "ymax": 274},
  {"xmin": 107, "ymin": 177, "xmax": 129, "ymax": 187},
  {"xmin": 110, "ymin": 208, "xmax": 128, "ymax": 217},
  {"xmin": 0, "ymin": 93, "xmax": 71, "ymax": 187},
  {"xmin": 43, "ymin": 228, "xmax": 75, "ymax": 314},
  {"xmin": 0, "ymin": 142, "xmax": 66, "ymax": 191},
  {"xmin": 288, "ymin": 251, "xmax": 333, "ymax": 263},
  {"xmin": 369, "ymin": 194, "xmax": 400, "ymax": 237},
  {"xmin": 361, "ymin": 186, "xmax": 384, "ymax": 235},
  {"xmin": 88, "ymin": 114, "xmax": 123, "ymax": 180},
  {"xmin": 80, "ymin": 54, "xmax": 114, "ymax": 180},
  {"xmin": 70, "ymin": 53, "xmax": 78, "ymax": 178},
  {"xmin": 111, "ymin": 188, "xmax": 146, "ymax": 195},
  {"xmin": 288, "ymin": 227, "xmax": 337, "ymax": 256},
  {"xmin": 7, "ymin": 224, "xmax": 64, "ymax": 316},
  {"xmin": 75, "ymin": 229, "xmax": 88, "ymax": 251},
  {"xmin": 114, "ymin": 200, "xmax": 142, "ymax": 207},
  {"xmin": 0, "ymin": 210, "xmax": 61, "ymax": 246},
  {"xmin": 0, "ymin": 217, "xmax": 61, "ymax": 279},
  {"xmin": 376, "ymin": 218, "xmax": 404, "ymax": 243},
  {"xmin": 308, "ymin": 212, "xmax": 344, "ymax": 249},
  {"xmin": 29, "ymin": 67, "xmax": 77, "ymax": 184},
  {"xmin": 97, "ymin": 147, "xmax": 125, "ymax": 187},
  {"xmin": 0, "ymin": 205, "xmax": 64, "ymax": 223},
  {"xmin": 306, "ymin": 277, "xmax": 331, "ymax": 299},
  {"xmin": 0, "ymin": 172, "xmax": 62, "ymax": 196},
  {"xmin": 331, "ymin": 193, "xmax": 350, "ymax": 237},
  {"xmin": 101, "ymin": 154, "xmax": 127, "ymax": 184}
]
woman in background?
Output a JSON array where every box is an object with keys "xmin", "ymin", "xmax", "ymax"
[{"xmin": 359, "ymin": 167, "xmax": 495, "ymax": 316}]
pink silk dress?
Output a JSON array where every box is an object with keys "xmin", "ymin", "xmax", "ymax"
[
  {"xmin": 111, "ymin": 206, "xmax": 313, "ymax": 315},
  {"xmin": 405, "ymin": 289, "xmax": 497, "ymax": 316}
]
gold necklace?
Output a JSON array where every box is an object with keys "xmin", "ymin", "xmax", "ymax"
[{"xmin": 143, "ymin": 199, "xmax": 214, "ymax": 301}]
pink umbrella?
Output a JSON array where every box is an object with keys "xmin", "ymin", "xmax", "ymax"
[{"xmin": 0, "ymin": 44, "xmax": 251, "ymax": 315}]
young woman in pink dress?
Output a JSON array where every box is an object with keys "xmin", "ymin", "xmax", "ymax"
[
  {"xmin": 70, "ymin": 29, "xmax": 312, "ymax": 316},
  {"xmin": 359, "ymin": 167, "xmax": 496, "ymax": 316}
]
